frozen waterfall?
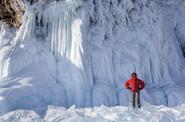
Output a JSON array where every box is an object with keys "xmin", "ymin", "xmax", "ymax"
[{"xmin": 0, "ymin": 0, "xmax": 185, "ymax": 116}]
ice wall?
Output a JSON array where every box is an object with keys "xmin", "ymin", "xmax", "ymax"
[{"xmin": 0, "ymin": 0, "xmax": 185, "ymax": 115}]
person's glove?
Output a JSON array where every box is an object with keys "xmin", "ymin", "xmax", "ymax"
[{"xmin": 128, "ymin": 87, "xmax": 131, "ymax": 90}]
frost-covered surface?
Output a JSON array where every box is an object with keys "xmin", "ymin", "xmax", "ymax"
[
  {"xmin": 0, "ymin": 0, "xmax": 185, "ymax": 116},
  {"xmin": 1, "ymin": 104, "xmax": 185, "ymax": 122}
]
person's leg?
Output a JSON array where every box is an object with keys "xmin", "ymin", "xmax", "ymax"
[
  {"xmin": 132, "ymin": 92, "xmax": 136, "ymax": 108},
  {"xmin": 136, "ymin": 91, "xmax": 141, "ymax": 108}
]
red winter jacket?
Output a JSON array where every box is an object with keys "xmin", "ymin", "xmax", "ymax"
[{"xmin": 125, "ymin": 77, "xmax": 145, "ymax": 92}]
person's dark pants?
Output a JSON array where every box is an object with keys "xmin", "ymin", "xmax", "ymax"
[{"xmin": 132, "ymin": 91, "xmax": 141, "ymax": 108}]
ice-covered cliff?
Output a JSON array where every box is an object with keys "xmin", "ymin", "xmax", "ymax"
[{"xmin": 0, "ymin": 0, "xmax": 185, "ymax": 115}]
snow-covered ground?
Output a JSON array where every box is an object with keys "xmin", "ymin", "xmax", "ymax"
[
  {"xmin": 0, "ymin": 103, "xmax": 185, "ymax": 122},
  {"xmin": 0, "ymin": 0, "xmax": 185, "ymax": 117}
]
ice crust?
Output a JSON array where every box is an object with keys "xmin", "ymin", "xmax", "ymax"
[{"xmin": 1, "ymin": 104, "xmax": 185, "ymax": 122}]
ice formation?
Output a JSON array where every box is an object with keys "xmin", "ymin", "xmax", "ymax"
[
  {"xmin": 1, "ymin": 104, "xmax": 185, "ymax": 122},
  {"xmin": 0, "ymin": 0, "xmax": 185, "ymax": 116}
]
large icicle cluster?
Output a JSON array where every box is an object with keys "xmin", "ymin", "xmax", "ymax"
[{"xmin": 0, "ymin": 0, "xmax": 185, "ymax": 116}]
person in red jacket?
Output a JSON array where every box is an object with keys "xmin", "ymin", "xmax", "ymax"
[{"xmin": 125, "ymin": 72, "xmax": 145, "ymax": 108}]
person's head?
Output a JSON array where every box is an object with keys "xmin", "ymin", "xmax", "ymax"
[{"xmin": 131, "ymin": 72, "xmax": 137, "ymax": 78}]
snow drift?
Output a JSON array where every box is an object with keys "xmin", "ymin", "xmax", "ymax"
[{"xmin": 0, "ymin": 0, "xmax": 185, "ymax": 115}]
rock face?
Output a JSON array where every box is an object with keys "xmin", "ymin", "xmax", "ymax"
[{"xmin": 0, "ymin": 0, "xmax": 25, "ymax": 28}]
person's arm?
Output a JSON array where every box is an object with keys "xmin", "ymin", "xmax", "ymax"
[
  {"xmin": 139, "ymin": 80, "xmax": 145, "ymax": 90},
  {"xmin": 125, "ymin": 80, "xmax": 131, "ymax": 89}
]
